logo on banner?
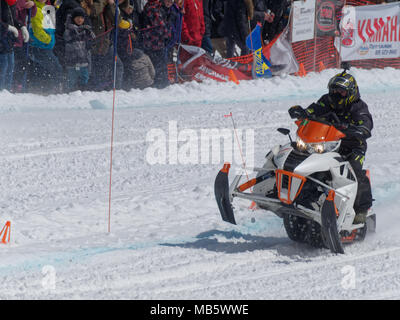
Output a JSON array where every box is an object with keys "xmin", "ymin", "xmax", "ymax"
[
  {"xmin": 254, "ymin": 48, "xmax": 270, "ymax": 76},
  {"xmin": 340, "ymin": 6, "xmax": 356, "ymax": 48},
  {"xmin": 341, "ymin": 19, "xmax": 355, "ymax": 47},
  {"xmin": 358, "ymin": 45, "xmax": 369, "ymax": 56},
  {"xmin": 316, "ymin": 0, "xmax": 336, "ymax": 33},
  {"xmin": 245, "ymin": 24, "xmax": 272, "ymax": 78}
]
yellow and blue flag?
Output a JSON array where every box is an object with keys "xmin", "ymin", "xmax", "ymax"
[{"xmin": 246, "ymin": 24, "xmax": 272, "ymax": 78}]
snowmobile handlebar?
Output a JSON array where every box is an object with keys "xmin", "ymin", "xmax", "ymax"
[
  {"xmin": 308, "ymin": 113, "xmax": 366, "ymax": 139},
  {"xmin": 289, "ymin": 106, "xmax": 342, "ymax": 126}
]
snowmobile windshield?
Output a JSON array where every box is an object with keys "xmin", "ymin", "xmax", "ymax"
[
  {"xmin": 296, "ymin": 119, "xmax": 345, "ymax": 143},
  {"xmin": 295, "ymin": 119, "xmax": 345, "ymax": 154}
]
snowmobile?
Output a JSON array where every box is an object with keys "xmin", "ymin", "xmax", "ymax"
[{"xmin": 214, "ymin": 112, "xmax": 376, "ymax": 254}]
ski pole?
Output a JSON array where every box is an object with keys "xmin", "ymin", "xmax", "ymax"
[{"xmin": 108, "ymin": 0, "xmax": 120, "ymax": 233}]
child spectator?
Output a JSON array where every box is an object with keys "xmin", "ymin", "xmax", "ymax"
[
  {"xmin": 117, "ymin": 0, "xmax": 136, "ymax": 64},
  {"xmin": 129, "ymin": 47, "xmax": 155, "ymax": 89},
  {"xmin": 117, "ymin": 0, "xmax": 155, "ymax": 90},
  {"xmin": 54, "ymin": 0, "xmax": 84, "ymax": 69},
  {"xmin": 117, "ymin": 0, "xmax": 136, "ymax": 90},
  {"xmin": 63, "ymin": 6, "xmax": 95, "ymax": 92}
]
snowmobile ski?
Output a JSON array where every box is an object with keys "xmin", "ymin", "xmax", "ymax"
[
  {"xmin": 321, "ymin": 190, "xmax": 344, "ymax": 254},
  {"xmin": 214, "ymin": 163, "xmax": 236, "ymax": 225}
]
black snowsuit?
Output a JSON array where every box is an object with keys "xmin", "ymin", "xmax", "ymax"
[
  {"xmin": 305, "ymin": 92, "xmax": 374, "ymax": 212},
  {"xmin": 210, "ymin": 0, "xmax": 225, "ymax": 38},
  {"xmin": 63, "ymin": 14, "xmax": 95, "ymax": 68},
  {"xmin": 0, "ymin": 0, "xmax": 23, "ymax": 54},
  {"xmin": 223, "ymin": 0, "xmax": 253, "ymax": 57},
  {"xmin": 54, "ymin": 0, "xmax": 86, "ymax": 67},
  {"xmin": 202, "ymin": 0, "xmax": 212, "ymax": 39}
]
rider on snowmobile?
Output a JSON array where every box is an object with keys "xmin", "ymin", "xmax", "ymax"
[{"xmin": 288, "ymin": 69, "xmax": 373, "ymax": 224}]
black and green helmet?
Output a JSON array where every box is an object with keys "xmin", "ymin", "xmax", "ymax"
[{"xmin": 327, "ymin": 72, "xmax": 359, "ymax": 105}]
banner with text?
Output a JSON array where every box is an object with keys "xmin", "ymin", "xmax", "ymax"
[
  {"xmin": 292, "ymin": 0, "xmax": 316, "ymax": 43},
  {"xmin": 338, "ymin": 2, "xmax": 400, "ymax": 61}
]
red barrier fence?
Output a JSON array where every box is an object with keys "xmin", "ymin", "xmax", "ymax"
[{"xmin": 168, "ymin": 0, "xmax": 400, "ymax": 82}]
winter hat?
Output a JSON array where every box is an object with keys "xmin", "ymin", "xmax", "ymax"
[
  {"xmin": 71, "ymin": 6, "xmax": 86, "ymax": 19},
  {"xmin": 5, "ymin": 0, "xmax": 17, "ymax": 5}
]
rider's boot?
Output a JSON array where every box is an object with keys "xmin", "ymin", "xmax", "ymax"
[{"xmin": 353, "ymin": 210, "xmax": 368, "ymax": 224}]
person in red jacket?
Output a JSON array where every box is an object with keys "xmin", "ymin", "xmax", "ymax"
[{"xmin": 181, "ymin": 0, "xmax": 205, "ymax": 48}]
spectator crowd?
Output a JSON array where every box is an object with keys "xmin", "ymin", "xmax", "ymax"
[{"xmin": 0, "ymin": 0, "xmax": 291, "ymax": 94}]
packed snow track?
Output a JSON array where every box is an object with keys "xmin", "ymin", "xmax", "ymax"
[{"xmin": 0, "ymin": 68, "xmax": 400, "ymax": 299}]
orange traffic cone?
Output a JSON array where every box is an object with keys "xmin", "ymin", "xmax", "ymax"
[
  {"xmin": 0, "ymin": 221, "xmax": 11, "ymax": 244},
  {"xmin": 228, "ymin": 69, "xmax": 240, "ymax": 85},
  {"xmin": 295, "ymin": 63, "xmax": 307, "ymax": 77},
  {"xmin": 318, "ymin": 61, "xmax": 326, "ymax": 72}
]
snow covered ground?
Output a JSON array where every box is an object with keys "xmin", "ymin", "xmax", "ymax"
[{"xmin": 0, "ymin": 67, "xmax": 400, "ymax": 300}]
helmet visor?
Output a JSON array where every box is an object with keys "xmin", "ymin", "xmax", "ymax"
[{"xmin": 331, "ymin": 86, "xmax": 348, "ymax": 97}]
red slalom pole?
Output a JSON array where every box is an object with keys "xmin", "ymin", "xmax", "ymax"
[
  {"xmin": 108, "ymin": 83, "xmax": 116, "ymax": 233},
  {"xmin": 108, "ymin": 0, "xmax": 120, "ymax": 233},
  {"xmin": 224, "ymin": 112, "xmax": 249, "ymax": 181}
]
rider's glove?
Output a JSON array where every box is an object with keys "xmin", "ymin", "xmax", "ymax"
[{"xmin": 288, "ymin": 105, "xmax": 307, "ymax": 119}]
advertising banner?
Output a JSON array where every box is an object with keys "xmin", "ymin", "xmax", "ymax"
[
  {"xmin": 338, "ymin": 3, "xmax": 400, "ymax": 61},
  {"xmin": 292, "ymin": 0, "xmax": 316, "ymax": 42},
  {"xmin": 316, "ymin": 0, "xmax": 340, "ymax": 36}
]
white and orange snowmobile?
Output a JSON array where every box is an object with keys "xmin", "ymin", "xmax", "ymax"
[{"xmin": 214, "ymin": 112, "xmax": 376, "ymax": 254}]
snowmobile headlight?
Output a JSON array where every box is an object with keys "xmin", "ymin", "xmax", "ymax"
[
  {"xmin": 312, "ymin": 143, "xmax": 324, "ymax": 154},
  {"xmin": 306, "ymin": 141, "xmax": 341, "ymax": 154},
  {"xmin": 296, "ymin": 137, "xmax": 307, "ymax": 152},
  {"xmin": 296, "ymin": 136, "xmax": 341, "ymax": 154}
]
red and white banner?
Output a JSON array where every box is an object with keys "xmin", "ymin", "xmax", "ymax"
[
  {"xmin": 338, "ymin": 3, "xmax": 400, "ymax": 61},
  {"xmin": 178, "ymin": 45, "xmax": 253, "ymax": 82}
]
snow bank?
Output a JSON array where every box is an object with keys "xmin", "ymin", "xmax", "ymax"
[{"xmin": 1, "ymin": 67, "xmax": 400, "ymax": 112}]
